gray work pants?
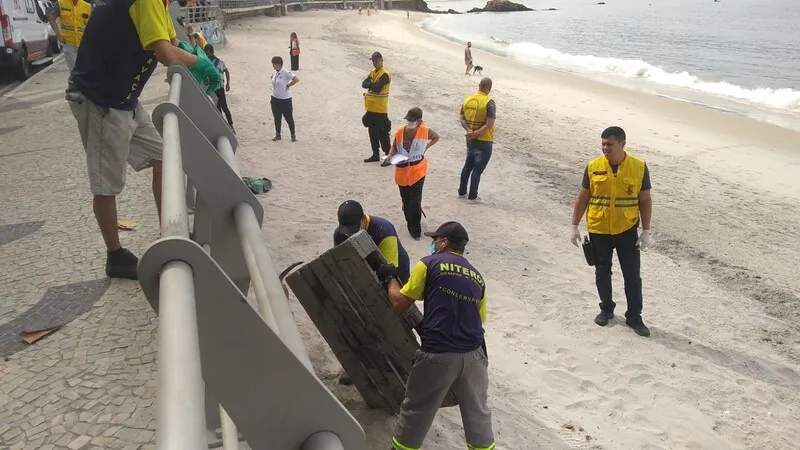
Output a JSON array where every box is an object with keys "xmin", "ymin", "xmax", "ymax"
[{"xmin": 392, "ymin": 348, "xmax": 495, "ymax": 450}]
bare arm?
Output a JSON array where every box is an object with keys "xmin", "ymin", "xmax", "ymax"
[
  {"xmin": 426, "ymin": 129, "xmax": 439, "ymax": 150},
  {"xmin": 152, "ymin": 39, "xmax": 197, "ymax": 67},
  {"xmin": 571, "ymin": 187, "xmax": 591, "ymax": 226},
  {"xmin": 288, "ymin": 75, "xmax": 299, "ymax": 88},
  {"xmin": 638, "ymin": 190, "xmax": 652, "ymax": 229},
  {"xmin": 386, "ymin": 279, "xmax": 415, "ymax": 312},
  {"xmin": 388, "ymin": 139, "xmax": 397, "ymax": 156},
  {"xmin": 224, "ymin": 68, "xmax": 231, "ymax": 86},
  {"xmin": 49, "ymin": 16, "xmax": 63, "ymax": 43},
  {"xmin": 468, "ymin": 118, "xmax": 495, "ymax": 139}
]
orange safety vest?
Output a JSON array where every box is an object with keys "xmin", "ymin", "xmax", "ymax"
[
  {"xmin": 290, "ymin": 38, "xmax": 300, "ymax": 56},
  {"xmin": 393, "ymin": 125, "xmax": 429, "ymax": 186}
]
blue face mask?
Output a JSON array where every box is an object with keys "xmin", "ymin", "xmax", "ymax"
[{"xmin": 430, "ymin": 241, "xmax": 437, "ymax": 255}]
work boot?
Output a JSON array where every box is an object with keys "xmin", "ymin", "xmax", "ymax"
[
  {"xmin": 106, "ymin": 248, "xmax": 139, "ymax": 280},
  {"xmin": 364, "ymin": 154, "xmax": 380, "ymax": 163},
  {"xmin": 594, "ymin": 310, "xmax": 614, "ymax": 326},
  {"xmin": 625, "ymin": 317, "xmax": 651, "ymax": 337},
  {"xmin": 272, "ymin": 135, "xmax": 281, "ymax": 141},
  {"xmin": 291, "ymin": 135, "xmax": 297, "ymax": 142}
]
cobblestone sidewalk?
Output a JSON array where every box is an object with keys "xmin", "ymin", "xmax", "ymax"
[{"xmin": 0, "ymin": 60, "xmax": 171, "ymax": 449}]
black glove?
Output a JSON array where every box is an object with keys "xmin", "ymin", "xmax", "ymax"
[{"xmin": 376, "ymin": 263, "xmax": 399, "ymax": 287}]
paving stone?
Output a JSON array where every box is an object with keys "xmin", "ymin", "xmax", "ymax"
[
  {"xmin": 0, "ymin": 65, "xmax": 187, "ymax": 450},
  {"xmin": 68, "ymin": 435, "xmax": 92, "ymax": 450}
]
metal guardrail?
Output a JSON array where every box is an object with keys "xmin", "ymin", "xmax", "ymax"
[{"xmin": 138, "ymin": 63, "xmax": 365, "ymax": 450}]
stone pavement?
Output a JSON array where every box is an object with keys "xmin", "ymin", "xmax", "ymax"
[{"xmin": 0, "ymin": 59, "xmax": 171, "ymax": 449}]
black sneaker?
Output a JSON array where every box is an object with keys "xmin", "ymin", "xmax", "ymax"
[
  {"xmin": 363, "ymin": 155, "xmax": 380, "ymax": 163},
  {"xmin": 338, "ymin": 373, "xmax": 353, "ymax": 386},
  {"xmin": 594, "ymin": 310, "xmax": 614, "ymax": 326},
  {"xmin": 106, "ymin": 248, "xmax": 139, "ymax": 280},
  {"xmin": 272, "ymin": 135, "xmax": 281, "ymax": 141},
  {"xmin": 291, "ymin": 136, "xmax": 296, "ymax": 142},
  {"xmin": 626, "ymin": 318, "xmax": 651, "ymax": 337}
]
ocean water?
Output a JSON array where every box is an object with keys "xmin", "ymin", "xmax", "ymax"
[{"xmin": 420, "ymin": 0, "xmax": 800, "ymax": 130}]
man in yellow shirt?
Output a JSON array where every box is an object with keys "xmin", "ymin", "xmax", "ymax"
[
  {"xmin": 362, "ymin": 51, "xmax": 392, "ymax": 163},
  {"xmin": 48, "ymin": 0, "xmax": 93, "ymax": 72},
  {"xmin": 377, "ymin": 221, "xmax": 495, "ymax": 450},
  {"xmin": 67, "ymin": 0, "xmax": 216, "ymax": 279},
  {"xmin": 570, "ymin": 126, "xmax": 653, "ymax": 337},
  {"xmin": 459, "ymin": 77, "xmax": 496, "ymax": 203}
]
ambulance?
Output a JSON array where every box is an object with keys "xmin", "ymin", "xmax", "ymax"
[{"xmin": 0, "ymin": 0, "xmax": 58, "ymax": 79}]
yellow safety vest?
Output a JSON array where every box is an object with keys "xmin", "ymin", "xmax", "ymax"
[
  {"xmin": 462, "ymin": 91, "xmax": 494, "ymax": 142},
  {"xmin": 364, "ymin": 67, "xmax": 390, "ymax": 114},
  {"xmin": 58, "ymin": 0, "xmax": 92, "ymax": 48},
  {"xmin": 586, "ymin": 154, "xmax": 645, "ymax": 235}
]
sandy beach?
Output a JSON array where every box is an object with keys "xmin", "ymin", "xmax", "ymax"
[{"xmin": 207, "ymin": 10, "xmax": 799, "ymax": 449}]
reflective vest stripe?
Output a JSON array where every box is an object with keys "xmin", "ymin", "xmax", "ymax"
[{"xmin": 392, "ymin": 436, "xmax": 419, "ymax": 450}]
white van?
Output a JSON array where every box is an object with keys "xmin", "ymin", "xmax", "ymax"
[{"xmin": 0, "ymin": 0, "xmax": 58, "ymax": 79}]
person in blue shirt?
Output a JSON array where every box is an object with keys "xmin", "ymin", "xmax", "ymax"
[
  {"xmin": 377, "ymin": 221, "xmax": 495, "ymax": 450},
  {"xmin": 67, "ymin": 0, "xmax": 216, "ymax": 280},
  {"xmin": 334, "ymin": 200, "xmax": 410, "ymax": 284}
]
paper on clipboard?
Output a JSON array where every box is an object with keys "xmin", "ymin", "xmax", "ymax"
[{"xmin": 389, "ymin": 154, "xmax": 409, "ymax": 165}]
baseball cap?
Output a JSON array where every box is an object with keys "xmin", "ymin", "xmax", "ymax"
[
  {"xmin": 335, "ymin": 200, "xmax": 365, "ymax": 239},
  {"xmin": 370, "ymin": 51, "xmax": 383, "ymax": 60},
  {"xmin": 424, "ymin": 221, "xmax": 469, "ymax": 244},
  {"xmin": 404, "ymin": 107, "xmax": 423, "ymax": 122}
]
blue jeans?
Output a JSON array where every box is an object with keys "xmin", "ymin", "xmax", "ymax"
[{"xmin": 458, "ymin": 140, "xmax": 493, "ymax": 200}]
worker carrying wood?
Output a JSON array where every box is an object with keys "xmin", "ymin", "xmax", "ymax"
[
  {"xmin": 376, "ymin": 221, "xmax": 495, "ymax": 450},
  {"xmin": 334, "ymin": 200, "xmax": 410, "ymax": 283},
  {"xmin": 334, "ymin": 200, "xmax": 413, "ymax": 387}
]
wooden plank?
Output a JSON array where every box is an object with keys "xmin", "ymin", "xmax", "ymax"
[
  {"xmin": 289, "ymin": 264, "xmax": 388, "ymax": 409},
  {"xmin": 324, "ymin": 250, "xmax": 411, "ymax": 406},
  {"xmin": 305, "ymin": 255, "xmax": 402, "ymax": 412},
  {"xmin": 347, "ymin": 231, "xmax": 424, "ymax": 333},
  {"xmin": 286, "ymin": 230, "xmax": 458, "ymax": 412}
]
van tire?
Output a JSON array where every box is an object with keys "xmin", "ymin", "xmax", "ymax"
[{"xmin": 13, "ymin": 47, "xmax": 31, "ymax": 81}]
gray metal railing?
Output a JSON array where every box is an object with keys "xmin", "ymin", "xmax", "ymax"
[{"xmin": 138, "ymin": 63, "xmax": 365, "ymax": 449}]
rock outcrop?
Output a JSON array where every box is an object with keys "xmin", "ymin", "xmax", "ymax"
[
  {"xmin": 415, "ymin": 0, "xmax": 461, "ymax": 14},
  {"xmin": 466, "ymin": 0, "xmax": 556, "ymax": 13}
]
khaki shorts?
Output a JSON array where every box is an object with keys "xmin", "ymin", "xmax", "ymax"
[{"xmin": 69, "ymin": 97, "xmax": 162, "ymax": 196}]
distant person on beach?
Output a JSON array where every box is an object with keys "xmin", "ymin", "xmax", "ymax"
[
  {"xmin": 289, "ymin": 32, "xmax": 300, "ymax": 71},
  {"xmin": 204, "ymin": 44, "xmax": 234, "ymax": 129},
  {"xmin": 407, "ymin": 10, "xmax": 410, "ymax": 18},
  {"xmin": 48, "ymin": 0, "xmax": 93, "ymax": 73},
  {"xmin": 465, "ymin": 41, "xmax": 474, "ymax": 75},
  {"xmin": 270, "ymin": 56, "xmax": 299, "ymax": 142},
  {"xmin": 570, "ymin": 126, "xmax": 652, "ymax": 337},
  {"xmin": 362, "ymin": 51, "xmax": 392, "ymax": 163},
  {"xmin": 458, "ymin": 77, "xmax": 496, "ymax": 203},
  {"xmin": 377, "ymin": 221, "xmax": 495, "ymax": 450},
  {"xmin": 66, "ymin": 0, "xmax": 216, "ymax": 279},
  {"xmin": 385, "ymin": 107, "xmax": 440, "ymax": 240}
]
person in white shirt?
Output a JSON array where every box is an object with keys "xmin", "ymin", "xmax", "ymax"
[{"xmin": 270, "ymin": 56, "xmax": 299, "ymax": 142}]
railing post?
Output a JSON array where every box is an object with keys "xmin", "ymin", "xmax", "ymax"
[{"xmin": 154, "ymin": 72, "xmax": 208, "ymax": 449}]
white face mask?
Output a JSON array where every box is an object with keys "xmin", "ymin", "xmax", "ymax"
[{"xmin": 407, "ymin": 120, "xmax": 417, "ymax": 129}]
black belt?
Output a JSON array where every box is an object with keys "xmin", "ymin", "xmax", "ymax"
[{"xmin": 396, "ymin": 158, "xmax": 423, "ymax": 168}]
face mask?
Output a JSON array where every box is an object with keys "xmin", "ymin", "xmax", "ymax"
[
  {"xmin": 407, "ymin": 121, "xmax": 417, "ymax": 129},
  {"xmin": 430, "ymin": 241, "xmax": 437, "ymax": 255}
]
